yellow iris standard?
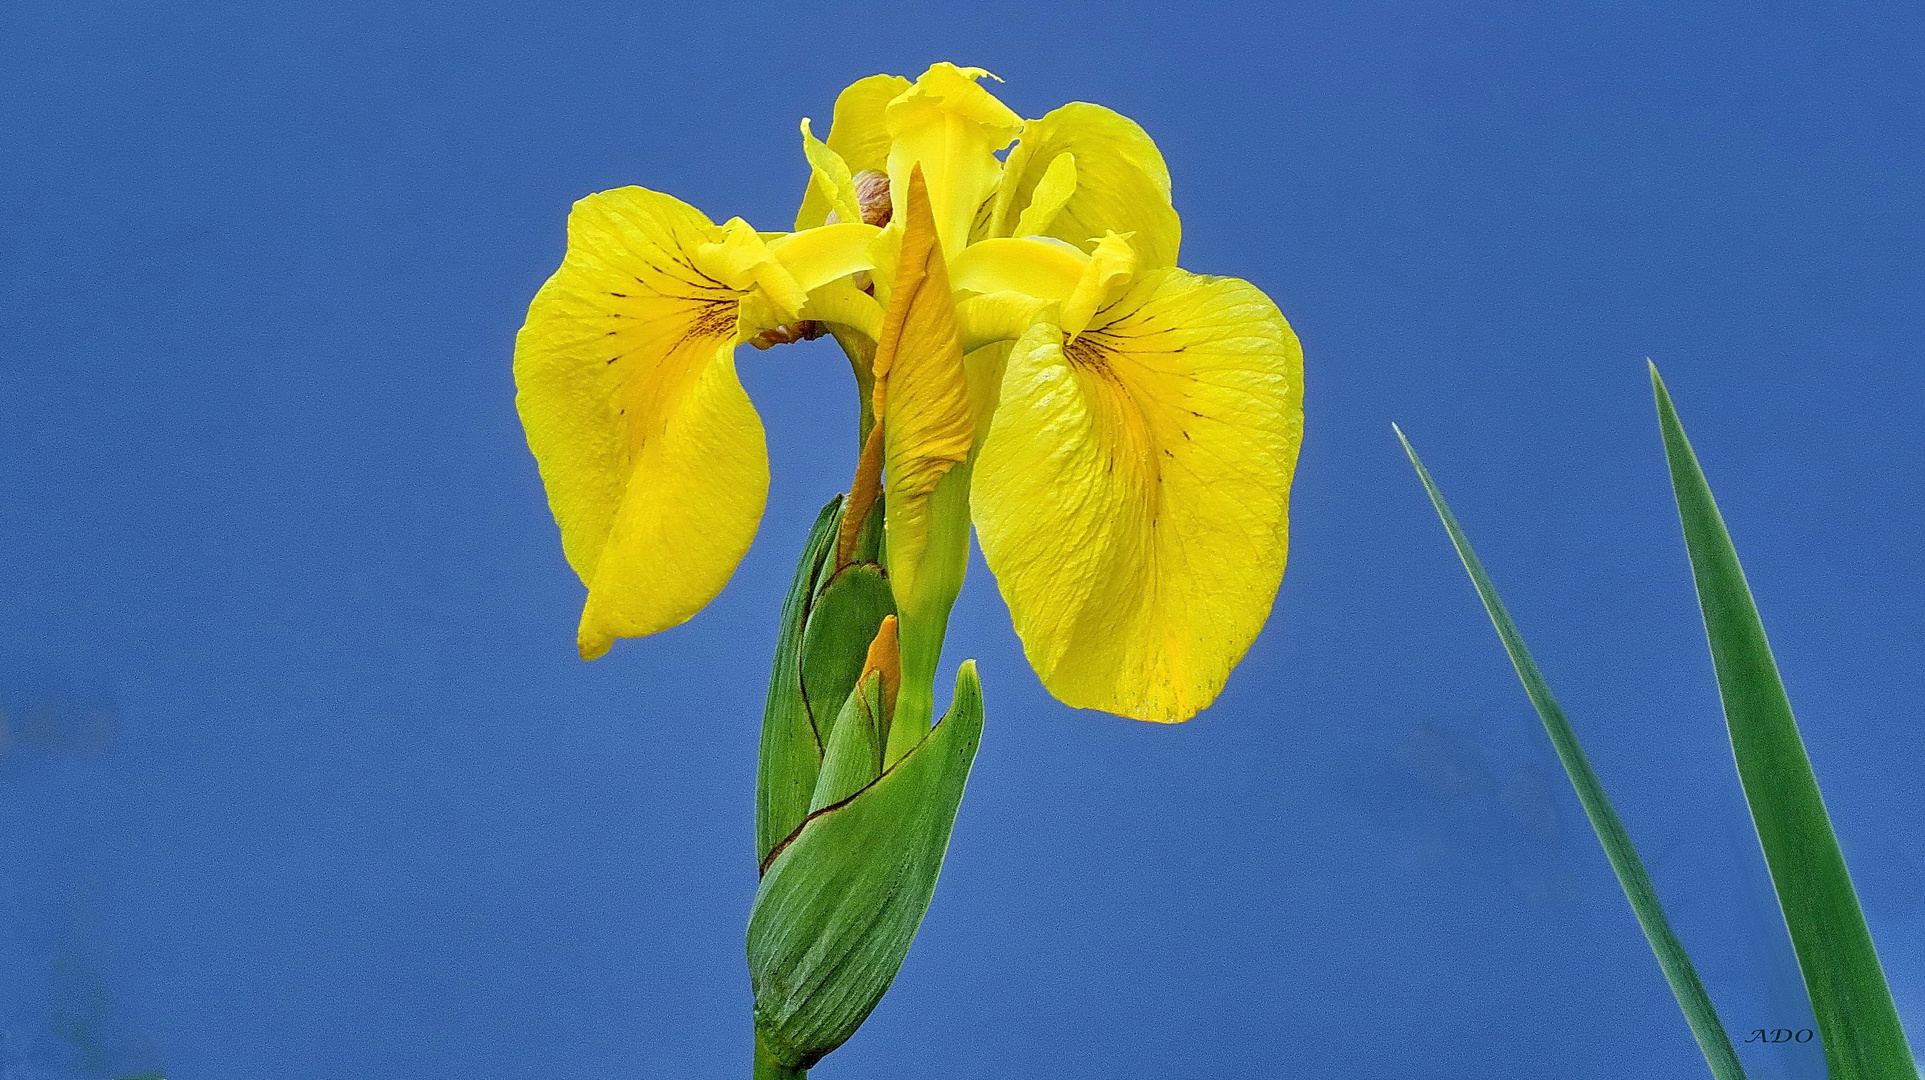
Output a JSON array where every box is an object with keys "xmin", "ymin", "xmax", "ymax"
[{"xmin": 514, "ymin": 62, "xmax": 1304, "ymax": 725}]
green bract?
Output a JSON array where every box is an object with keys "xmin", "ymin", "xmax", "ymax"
[{"xmin": 749, "ymin": 662, "xmax": 984, "ymax": 1071}]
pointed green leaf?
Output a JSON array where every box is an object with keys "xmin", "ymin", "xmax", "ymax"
[
  {"xmin": 1397, "ymin": 426, "xmax": 1747, "ymax": 1080},
  {"xmin": 799, "ymin": 562, "xmax": 895, "ymax": 749},
  {"xmin": 1652, "ymin": 367, "xmax": 1918, "ymax": 1080},
  {"xmin": 757, "ymin": 496, "xmax": 845, "ymax": 867},
  {"xmin": 811, "ymin": 672, "xmax": 884, "ymax": 813},
  {"xmin": 748, "ymin": 662, "xmax": 984, "ymax": 1071}
]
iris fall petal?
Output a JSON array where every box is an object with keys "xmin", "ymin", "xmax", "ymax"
[
  {"xmin": 513, "ymin": 186, "xmax": 772, "ymax": 658},
  {"xmin": 971, "ymin": 267, "xmax": 1303, "ymax": 721}
]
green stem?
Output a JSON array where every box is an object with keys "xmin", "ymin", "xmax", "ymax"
[
  {"xmin": 754, "ymin": 1028, "xmax": 806, "ymax": 1080},
  {"xmin": 887, "ymin": 613, "xmax": 940, "ymax": 762},
  {"xmin": 882, "ymin": 462, "xmax": 972, "ymax": 765}
]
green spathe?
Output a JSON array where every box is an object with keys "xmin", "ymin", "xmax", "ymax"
[
  {"xmin": 812, "ymin": 672, "xmax": 885, "ymax": 813},
  {"xmin": 1654, "ymin": 365, "xmax": 1918, "ymax": 1080},
  {"xmin": 757, "ymin": 497, "xmax": 898, "ymax": 868},
  {"xmin": 748, "ymin": 662, "xmax": 984, "ymax": 1071},
  {"xmin": 800, "ymin": 563, "xmax": 896, "ymax": 749},
  {"xmin": 756, "ymin": 497, "xmax": 844, "ymax": 866}
]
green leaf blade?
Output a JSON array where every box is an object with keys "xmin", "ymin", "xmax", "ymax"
[
  {"xmin": 1396, "ymin": 425, "xmax": 1748, "ymax": 1080},
  {"xmin": 1652, "ymin": 368, "xmax": 1918, "ymax": 1080}
]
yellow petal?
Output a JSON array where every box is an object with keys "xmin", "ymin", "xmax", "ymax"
[
  {"xmin": 577, "ymin": 338, "xmax": 769, "ymax": 657},
  {"xmin": 693, "ymin": 218, "xmax": 808, "ymax": 316},
  {"xmin": 948, "ymin": 231, "xmax": 1135, "ymax": 341},
  {"xmin": 874, "ymin": 166, "xmax": 973, "ymax": 607},
  {"xmin": 766, "ymin": 222, "xmax": 880, "ymax": 293},
  {"xmin": 1058, "ymin": 231, "xmax": 1136, "ymax": 339},
  {"xmin": 797, "ymin": 118, "xmax": 864, "ymax": 228},
  {"xmin": 713, "ymin": 222, "xmax": 880, "ymax": 344},
  {"xmin": 732, "ymin": 288, "xmax": 792, "ymax": 346},
  {"xmin": 795, "ymin": 74, "xmax": 913, "ymax": 231},
  {"xmin": 1012, "ymin": 152, "xmax": 1076, "ymax": 237},
  {"xmin": 949, "ymin": 236, "xmax": 1087, "ymax": 300},
  {"xmin": 957, "ymin": 291, "xmax": 1053, "ymax": 353},
  {"xmin": 971, "ymin": 268, "xmax": 1303, "ymax": 721},
  {"xmin": 797, "ymin": 278, "xmax": 883, "ymax": 342},
  {"xmin": 864, "ymin": 219, "xmax": 904, "ymax": 312},
  {"xmin": 992, "ymin": 103, "xmax": 1181, "ymax": 268},
  {"xmin": 885, "ymin": 63, "xmax": 1022, "ymax": 259},
  {"xmin": 512, "ymin": 186, "xmax": 770, "ymax": 658}
]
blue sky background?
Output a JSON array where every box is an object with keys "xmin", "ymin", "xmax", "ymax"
[{"xmin": 3, "ymin": 2, "xmax": 1921, "ymax": 1077}]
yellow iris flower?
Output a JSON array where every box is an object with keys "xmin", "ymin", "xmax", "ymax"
[{"xmin": 514, "ymin": 63, "xmax": 1303, "ymax": 726}]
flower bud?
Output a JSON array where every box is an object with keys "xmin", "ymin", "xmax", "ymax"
[
  {"xmin": 825, "ymin": 170, "xmax": 893, "ymax": 230},
  {"xmin": 851, "ymin": 170, "xmax": 892, "ymax": 227}
]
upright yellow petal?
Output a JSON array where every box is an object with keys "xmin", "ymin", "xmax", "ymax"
[
  {"xmin": 874, "ymin": 166, "xmax": 973, "ymax": 606},
  {"xmin": 797, "ymin": 118, "xmax": 863, "ymax": 230},
  {"xmin": 795, "ymin": 74, "xmax": 913, "ymax": 230},
  {"xmin": 513, "ymin": 186, "xmax": 770, "ymax": 658},
  {"xmin": 885, "ymin": 63, "xmax": 1022, "ymax": 259},
  {"xmin": 1012, "ymin": 151, "xmax": 1077, "ymax": 237},
  {"xmin": 971, "ymin": 268, "xmax": 1303, "ymax": 721},
  {"xmin": 992, "ymin": 103, "xmax": 1181, "ymax": 268},
  {"xmin": 873, "ymin": 166, "xmax": 976, "ymax": 753}
]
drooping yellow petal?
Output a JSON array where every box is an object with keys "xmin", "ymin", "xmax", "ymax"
[
  {"xmin": 884, "ymin": 63, "xmax": 1022, "ymax": 259},
  {"xmin": 971, "ymin": 267, "xmax": 1303, "ymax": 721},
  {"xmin": 992, "ymin": 103, "xmax": 1181, "ymax": 268},
  {"xmin": 874, "ymin": 166, "xmax": 973, "ymax": 607},
  {"xmin": 513, "ymin": 186, "xmax": 771, "ymax": 658},
  {"xmin": 577, "ymin": 337, "xmax": 770, "ymax": 657},
  {"xmin": 795, "ymin": 74, "xmax": 913, "ymax": 230}
]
